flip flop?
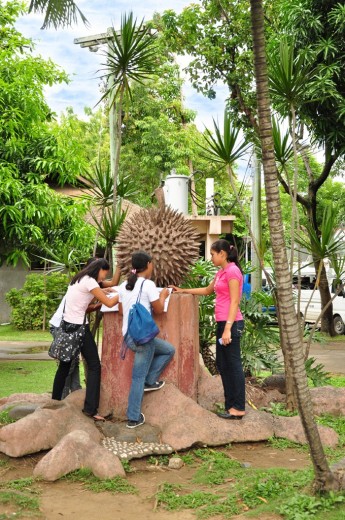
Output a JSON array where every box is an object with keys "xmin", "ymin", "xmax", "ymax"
[
  {"xmin": 83, "ymin": 411, "xmax": 106, "ymax": 422},
  {"xmin": 92, "ymin": 414, "xmax": 106, "ymax": 422}
]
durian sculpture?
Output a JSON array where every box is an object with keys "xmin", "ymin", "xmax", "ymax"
[{"xmin": 116, "ymin": 196, "xmax": 200, "ymax": 287}]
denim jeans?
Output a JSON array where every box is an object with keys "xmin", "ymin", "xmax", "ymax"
[
  {"xmin": 216, "ymin": 320, "xmax": 245, "ymax": 412},
  {"xmin": 125, "ymin": 334, "xmax": 175, "ymax": 421},
  {"xmin": 52, "ymin": 324, "xmax": 101, "ymax": 416}
]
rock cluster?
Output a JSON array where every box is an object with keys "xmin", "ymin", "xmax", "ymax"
[
  {"xmin": 1, "ymin": 377, "xmax": 345, "ymax": 482},
  {"xmin": 34, "ymin": 430, "xmax": 125, "ymax": 481}
]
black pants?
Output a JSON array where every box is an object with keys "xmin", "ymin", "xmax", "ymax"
[
  {"xmin": 216, "ymin": 320, "xmax": 245, "ymax": 412},
  {"xmin": 52, "ymin": 324, "xmax": 101, "ymax": 416}
]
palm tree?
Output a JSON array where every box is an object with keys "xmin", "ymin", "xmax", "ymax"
[
  {"xmin": 249, "ymin": 0, "xmax": 342, "ymax": 492},
  {"xmin": 296, "ymin": 206, "xmax": 345, "ymax": 353},
  {"xmin": 269, "ymin": 37, "xmax": 336, "ymax": 335},
  {"xmin": 99, "ymin": 13, "xmax": 157, "ymax": 213},
  {"xmin": 28, "ymin": 0, "xmax": 87, "ymax": 29}
]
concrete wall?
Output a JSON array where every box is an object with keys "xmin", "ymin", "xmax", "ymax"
[{"xmin": 0, "ymin": 263, "xmax": 30, "ymax": 323}]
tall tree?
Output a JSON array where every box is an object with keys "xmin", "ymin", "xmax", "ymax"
[
  {"xmin": 268, "ymin": 0, "xmax": 345, "ymax": 333},
  {"xmin": 249, "ymin": 0, "xmax": 343, "ymax": 492},
  {"xmin": 160, "ymin": 0, "xmax": 345, "ymax": 334},
  {"xmin": 0, "ymin": 1, "xmax": 94, "ymax": 266}
]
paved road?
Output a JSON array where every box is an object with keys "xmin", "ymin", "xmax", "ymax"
[
  {"xmin": 0, "ymin": 340, "xmax": 345, "ymax": 374},
  {"xmin": 308, "ymin": 341, "xmax": 345, "ymax": 375},
  {"xmin": 0, "ymin": 341, "xmax": 51, "ymax": 360}
]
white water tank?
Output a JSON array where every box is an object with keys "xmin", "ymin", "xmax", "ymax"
[{"xmin": 163, "ymin": 171, "xmax": 189, "ymax": 215}]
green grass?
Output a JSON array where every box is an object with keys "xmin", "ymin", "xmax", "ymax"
[
  {"xmin": 63, "ymin": 468, "xmax": 137, "ymax": 494},
  {"xmin": 328, "ymin": 376, "xmax": 345, "ymax": 387},
  {"xmin": 0, "ymin": 361, "xmax": 56, "ymax": 398},
  {"xmin": 0, "ymin": 324, "xmax": 51, "ymax": 342},
  {"xmin": 318, "ymin": 333, "xmax": 345, "ymax": 343},
  {"xmin": 267, "ymin": 436, "xmax": 309, "ymax": 452},
  {"xmin": 0, "ymin": 411, "xmax": 16, "ymax": 425},
  {"xmin": 0, "ymin": 477, "xmax": 41, "ymax": 517},
  {"xmin": 154, "ymin": 448, "xmax": 345, "ymax": 520},
  {"xmin": 155, "ymin": 483, "xmax": 221, "ymax": 516},
  {"xmin": 0, "ymin": 361, "xmax": 85, "ymax": 398},
  {"xmin": 147, "ymin": 455, "xmax": 170, "ymax": 466},
  {"xmin": 193, "ymin": 449, "xmax": 243, "ymax": 485}
]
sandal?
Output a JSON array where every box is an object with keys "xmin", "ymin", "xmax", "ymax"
[
  {"xmin": 83, "ymin": 411, "xmax": 106, "ymax": 422},
  {"xmin": 92, "ymin": 414, "xmax": 106, "ymax": 422}
]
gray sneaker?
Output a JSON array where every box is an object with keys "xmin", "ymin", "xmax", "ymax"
[
  {"xmin": 126, "ymin": 413, "xmax": 145, "ymax": 429},
  {"xmin": 144, "ymin": 381, "xmax": 165, "ymax": 392}
]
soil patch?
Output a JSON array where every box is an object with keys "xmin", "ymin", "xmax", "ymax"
[{"xmin": 0, "ymin": 442, "xmax": 311, "ymax": 519}]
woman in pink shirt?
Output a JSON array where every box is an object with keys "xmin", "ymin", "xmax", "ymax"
[
  {"xmin": 170, "ymin": 239, "xmax": 245, "ymax": 419},
  {"xmin": 52, "ymin": 258, "xmax": 119, "ymax": 421}
]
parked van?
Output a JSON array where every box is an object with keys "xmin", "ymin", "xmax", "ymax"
[
  {"xmin": 294, "ymin": 267, "xmax": 345, "ymax": 335},
  {"xmin": 260, "ymin": 266, "xmax": 345, "ymax": 334}
]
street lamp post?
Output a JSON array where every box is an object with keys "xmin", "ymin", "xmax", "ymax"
[
  {"xmin": 251, "ymin": 151, "xmax": 262, "ymax": 292},
  {"xmin": 74, "ymin": 29, "xmax": 117, "ymax": 202}
]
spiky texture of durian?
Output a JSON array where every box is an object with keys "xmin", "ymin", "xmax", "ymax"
[{"xmin": 116, "ymin": 206, "xmax": 200, "ymax": 286}]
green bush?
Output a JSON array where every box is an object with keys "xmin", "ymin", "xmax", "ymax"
[
  {"xmin": 181, "ymin": 259, "xmax": 217, "ymax": 373},
  {"xmin": 5, "ymin": 272, "xmax": 69, "ymax": 330},
  {"xmin": 240, "ymin": 291, "xmax": 281, "ymax": 376}
]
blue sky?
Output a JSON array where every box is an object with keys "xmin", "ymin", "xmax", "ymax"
[{"xmin": 17, "ymin": 0, "xmax": 229, "ymax": 130}]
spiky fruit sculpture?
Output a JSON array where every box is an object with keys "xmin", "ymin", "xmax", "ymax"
[{"xmin": 116, "ymin": 205, "xmax": 200, "ymax": 286}]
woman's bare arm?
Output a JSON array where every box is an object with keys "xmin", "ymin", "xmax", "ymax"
[
  {"xmin": 102, "ymin": 265, "xmax": 121, "ymax": 288},
  {"xmin": 90, "ymin": 287, "xmax": 119, "ymax": 308},
  {"xmin": 169, "ymin": 280, "xmax": 215, "ymax": 296}
]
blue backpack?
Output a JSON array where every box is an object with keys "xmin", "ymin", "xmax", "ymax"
[{"xmin": 127, "ymin": 280, "xmax": 159, "ymax": 345}]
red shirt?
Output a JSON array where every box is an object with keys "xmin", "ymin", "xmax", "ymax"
[{"xmin": 214, "ymin": 263, "xmax": 243, "ymax": 322}]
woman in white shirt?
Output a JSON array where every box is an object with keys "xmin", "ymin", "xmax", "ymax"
[
  {"xmin": 52, "ymin": 258, "xmax": 118, "ymax": 421},
  {"xmin": 118, "ymin": 251, "xmax": 175, "ymax": 429}
]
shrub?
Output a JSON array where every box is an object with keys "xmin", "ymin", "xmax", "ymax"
[
  {"xmin": 240, "ymin": 291, "xmax": 282, "ymax": 376},
  {"xmin": 5, "ymin": 272, "xmax": 69, "ymax": 330}
]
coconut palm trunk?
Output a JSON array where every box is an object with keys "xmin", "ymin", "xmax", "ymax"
[{"xmin": 249, "ymin": 0, "xmax": 337, "ymax": 491}]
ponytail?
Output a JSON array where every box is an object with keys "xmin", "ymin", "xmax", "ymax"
[
  {"xmin": 211, "ymin": 239, "xmax": 242, "ymax": 273},
  {"xmin": 126, "ymin": 251, "xmax": 152, "ymax": 291}
]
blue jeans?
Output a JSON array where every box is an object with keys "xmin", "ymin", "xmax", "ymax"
[
  {"xmin": 216, "ymin": 320, "xmax": 245, "ymax": 412},
  {"xmin": 125, "ymin": 334, "xmax": 175, "ymax": 421}
]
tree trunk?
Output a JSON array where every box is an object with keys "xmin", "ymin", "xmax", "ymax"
[
  {"xmin": 313, "ymin": 257, "xmax": 335, "ymax": 335},
  {"xmin": 249, "ymin": 0, "xmax": 338, "ymax": 492}
]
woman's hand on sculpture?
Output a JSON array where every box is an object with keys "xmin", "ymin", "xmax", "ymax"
[{"xmin": 168, "ymin": 285, "xmax": 182, "ymax": 293}]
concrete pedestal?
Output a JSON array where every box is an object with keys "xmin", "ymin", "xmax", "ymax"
[{"xmin": 99, "ymin": 293, "xmax": 200, "ymax": 418}]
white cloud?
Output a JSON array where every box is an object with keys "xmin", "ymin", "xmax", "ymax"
[{"xmin": 17, "ymin": 0, "xmax": 227, "ymax": 125}]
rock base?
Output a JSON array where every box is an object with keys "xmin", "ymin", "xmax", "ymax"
[{"xmin": 1, "ymin": 379, "xmax": 345, "ymax": 481}]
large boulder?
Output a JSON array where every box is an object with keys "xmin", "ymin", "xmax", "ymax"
[
  {"xmin": 197, "ymin": 367, "xmax": 223, "ymax": 411},
  {"xmin": 0, "ymin": 393, "xmax": 51, "ymax": 412},
  {"xmin": 143, "ymin": 383, "xmax": 274, "ymax": 450},
  {"xmin": 310, "ymin": 386, "xmax": 345, "ymax": 416},
  {"xmin": 273, "ymin": 415, "xmax": 339, "ymax": 447},
  {"xmin": 330, "ymin": 458, "xmax": 345, "ymax": 490},
  {"xmin": 0, "ymin": 400, "xmax": 100, "ymax": 457},
  {"xmin": 197, "ymin": 367, "xmax": 285, "ymax": 411},
  {"xmin": 34, "ymin": 430, "xmax": 125, "ymax": 481}
]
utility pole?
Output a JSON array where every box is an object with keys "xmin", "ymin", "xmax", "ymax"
[
  {"xmin": 251, "ymin": 151, "xmax": 262, "ymax": 292},
  {"xmin": 74, "ymin": 29, "xmax": 116, "ymax": 203},
  {"xmin": 74, "ymin": 29, "xmax": 118, "ymax": 270}
]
